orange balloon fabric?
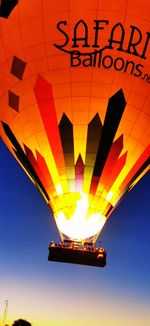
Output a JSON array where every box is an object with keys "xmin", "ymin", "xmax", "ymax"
[{"xmin": 0, "ymin": 0, "xmax": 149, "ymax": 242}]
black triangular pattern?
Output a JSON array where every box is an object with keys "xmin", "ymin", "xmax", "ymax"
[
  {"xmin": 8, "ymin": 90, "xmax": 19, "ymax": 111},
  {"xmin": 59, "ymin": 113, "xmax": 74, "ymax": 165},
  {"xmin": 93, "ymin": 89, "xmax": 126, "ymax": 177},
  {"xmin": 1, "ymin": 121, "xmax": 50, "ymax": 201},
  {"xmin": 59, "ymin": 113, "xmax": 74, "ymax": 152},
  {"xmin": 11, "ymin": 56, "xmax": 27, "ymax": 80},
  {"xmin": 0, "ymin": 0, "xmax": 18, "ymax": 18},
  {"xmin": 86, "ymin": 113, "xmax": 102, "ymax": 158}
]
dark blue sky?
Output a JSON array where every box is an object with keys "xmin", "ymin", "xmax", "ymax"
[{"xmin": 0, "ymin": 139, "xmax": 150, "ymax": 326}]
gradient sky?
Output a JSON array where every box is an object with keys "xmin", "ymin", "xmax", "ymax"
[{"xmin": 0, "ymin": 139, "xmax": 150, "ymax": 326}]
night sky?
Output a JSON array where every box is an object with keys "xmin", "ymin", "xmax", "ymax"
[{"xmin": 0, "ymin": 139, "xmax": 150, "ymax": 326}]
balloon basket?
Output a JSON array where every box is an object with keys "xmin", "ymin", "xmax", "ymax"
[{"xmin": 48, "ymin": 240, "xmax": 106, "ymax": 267}]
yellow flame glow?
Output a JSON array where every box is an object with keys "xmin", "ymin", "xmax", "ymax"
[
  {"xmin": 56, "ymin": 184, "xmax": 63, "ymax": 195},
  {"xmin": 106, "ymin": 191, "xmax": 113, "ymax": 202},
  {"xmin": 55, "ymin": 193, "xmax": 106, "ymax": 241}
]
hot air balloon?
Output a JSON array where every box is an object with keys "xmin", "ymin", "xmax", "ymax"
[{"xmin": 0, "ymin": 0, "xmax": 149, "ymax": 267}]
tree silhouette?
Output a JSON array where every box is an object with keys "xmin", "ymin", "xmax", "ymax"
[{"xmin": 12, "ymin": 320, "xmax": 31, "ymax": 326}]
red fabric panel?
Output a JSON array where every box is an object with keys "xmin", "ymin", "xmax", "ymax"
[
  {"xmin": 100, "ymin": 135, "xmax": 124, "ymax": 186},
  {"xmin": 89, "ymin": 135, "xmax": 124, "ymax": 195},
  {"xmin": 90, "ymin": 176, "xmax": 100, "ymax": 195},
  {"xmin": 105, "ymin": 152, "xmax": 127, "ymax": 192},
  {"xmin": 24, "ymin": 144, "xmax": 55, "ymax": 195},
  {"xmin": 34, "ymin": 75, "xmax": 65, "ymax": 174}
]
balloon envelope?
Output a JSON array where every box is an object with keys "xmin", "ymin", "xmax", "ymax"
[{"xmin": 0, "ymin": 0, "xmax": 149, "ymax": 242}]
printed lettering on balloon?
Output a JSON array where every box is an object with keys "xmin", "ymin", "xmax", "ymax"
[{"xmin": 54, "ymin": 20, "xmax": 150, "ymax": 81}]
